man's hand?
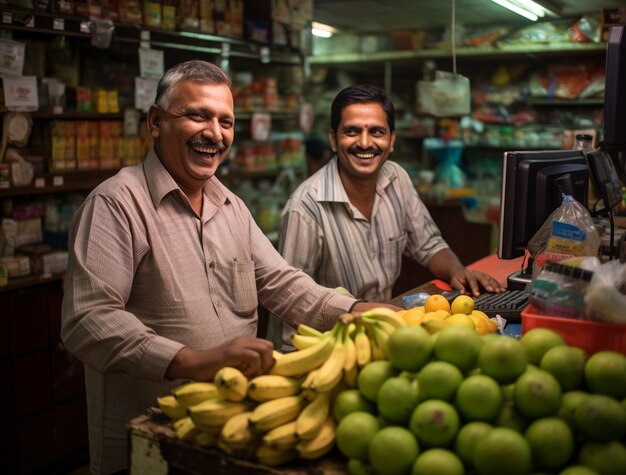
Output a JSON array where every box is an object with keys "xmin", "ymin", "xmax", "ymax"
[
  {"xmin": 166, "ymin": 336, "xmax": 275, "ymax": 382},
  {"xmin": 450, "ymin": 268, "xmax": 504, "ymax": 297}
]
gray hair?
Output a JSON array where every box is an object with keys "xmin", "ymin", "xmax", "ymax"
[{"xmin": 155, "ymin": 60, "xmax": 232, "ymax": 110}]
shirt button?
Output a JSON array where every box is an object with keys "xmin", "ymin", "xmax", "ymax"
[{"xmin": 209, "ymin": 261, "xmax": 216, "ymax": 269}]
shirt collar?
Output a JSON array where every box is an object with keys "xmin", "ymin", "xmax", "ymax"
[
  {"xmin": 316, "ymin": 156, "xmax": 397, "ymax": 203},
  {"xmin": 143, "ymin": 149, "xmax": 228, "ymax": 210}
]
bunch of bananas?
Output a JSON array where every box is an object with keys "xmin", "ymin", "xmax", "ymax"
[{"xmin": 156, "ymin": 308, "xmax": 405, "ymax": 466}]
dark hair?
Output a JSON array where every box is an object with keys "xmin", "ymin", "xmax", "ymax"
[
  {"xmin": 155, "ymin": 60, "xmax": 232, "ymax": 109},
  {"xmin": 330, "ymin": 84, "xmax": 395, "ymax": 134}
]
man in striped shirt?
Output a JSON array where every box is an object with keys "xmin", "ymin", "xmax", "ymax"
[{"xmin": 269, "ymin": 84, "xmax": 502, "ymax": 351}]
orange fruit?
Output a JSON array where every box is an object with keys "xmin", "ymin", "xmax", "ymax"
[
  {"xmin": 417, "ymin": 361, "xmax": 464, "ymax": 401},
  {"xmin": 411, "ymin": 448, "xmax": 464, "ymax": 475},
  {"xmin": 433, "ymin": 325, "xmax": 483, "ymax": 373},
  {"xmin": 473, "ymin": 427, "xmax": 532, "ymax": 475},
  {"xmin": 478, "ymin": 336, "xmax": 528, "ymax": 384},
  {"xmin": 336, "ymin": 411, "xmax": 380, "ymax": 461},
  {"xmin": 368, "ymin": 426, "xmax": 419, "ymax": 475},
  {"xmin": 450, "ymin": 295, "xmax": 474, "ymax": 315},
  {"xmin": 402, "ymin": 307, "xmax": 426, "ymax": 326},
  {"xmin": 520, "ymin": 327, "xmax": 566, "ymax": 365},
  {"xmin": 424, "ymin": 294, "xmax": 451, "ymax": 314},
  {"xmin": 578, "ymin": 440, "xmax": 626, "ymax": 475},
  {"xmin": 574, "ymin": 393, "xmax": 626, "ymax": 441},
  {"xmin": 524, "ymin": 417, "xmax": 574, "ymax": 470},
  {"xmin": 377, "ymin": 376, "xmax": 420, "ymax": 424},
  {"xmin": 357, "ymin": 360, "xmax": 398, "ymax": 402},
  {"xmin": 445, "ymin": 313, "xmax": 476, "ymax": 331},
  {"xmin": 386, "ymin": 325, "xmax": 433, "ymax": 372},
  {"xmin": 540, "ymin": 345, "xmax": 587, "ymax": 391},
  {"xmin": 454, "ymin": 421, "xmax": 492, "ymax": 467},
  {"xmin": 456, "ymin": 374, "xmax": 503, "ymax": 422},
  {"xmin": 584, "ymin": 351, "xmax": 626, "ymax": 399},
  {"xmin": 409, "ymin": 399, "xmax": 460, "ymax": 448},
  {"xmin": 332, "ymin": 389, "xmax": 376, "ymax": 422},
  {"xmin": 514, "ymin": 369, "xmax": 562, "ymax": 420}
]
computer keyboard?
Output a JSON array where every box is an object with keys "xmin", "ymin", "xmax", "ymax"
[{"xmin": 473, "ymin": 289, "xmax": 530, "ymax": 322}]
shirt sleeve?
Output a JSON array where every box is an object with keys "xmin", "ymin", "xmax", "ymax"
[
  {"xmin": 61, "ymin": 195, "xmax": 183, "ymax": 382},
  {"xmin": 249, "ymin": 205, "xmax": 355, "ymax": 331},
  {"xmin": 278, "ymin": 206, "xmax": 323, "ymax": 278}
]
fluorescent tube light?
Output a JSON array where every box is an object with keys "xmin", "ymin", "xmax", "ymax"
[
  {"xmin": 312, "ymin": 22, "xmax": 338, "ymax": 38},
  {"xmin": 489, "ymin": 0, "xmax": 539, "ymax": 21}
]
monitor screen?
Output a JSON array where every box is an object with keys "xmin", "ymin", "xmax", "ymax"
[
  {"xmin": 498, "ymin": 150, "xmax": 589, "ymax": 261},
  {"xmin": 603, "ymin": 25, "xmax": 626, "ymax": 181}
]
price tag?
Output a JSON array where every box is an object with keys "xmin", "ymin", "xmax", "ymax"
[
  {"xmin": 260, "ymin": 46, "xmax": 270, "ymax": 64},
  {"xmin": 34, "ymin": 177, "xmax": 45, "ymax": 188},
  {"xmin": 52, "ymin": 176, "xmax": 64, "ymax": 187},
  {"xmin": 80, "ymin": 21, "xmax": 91, "ymax": 34},
  {"xmin": 251, "ymin": 112, "xmax": 271, "ymax": 142},
  {"xmin": 26, "ymin": 16, "xmax": 34, "ymax": 28},
  {"xmin": 53, "ymin": 18, "xmax": 65, "ymax": 31},
  {"xmin": 2, "ymin": 12, "xmax": 11, "ymax": 24}
]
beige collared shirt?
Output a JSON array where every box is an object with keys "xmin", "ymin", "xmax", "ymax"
[{"xmin": 61, "ymin": 150, "xmax": 356, "ymax": 474}]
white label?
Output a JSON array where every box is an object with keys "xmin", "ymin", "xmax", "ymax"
[
  {"xmin": 2, "ymin": 76, "xmax": 39, "ymax": 111},
  {"xmin": 0, "ymin": 39, "xmax": 26, "ymax": 76},
  {"xmin": 34, "ymin": 177, "xmax": 45, "ymax": 188},
  {"xmin": 53, "ymin": 176, "xmax": 64, "ymax": 187},
  {"xmin": 53, "ymin": 18, "xmax": 65, "ymax": 31},
  {"xmin": 138, "ymin": 48, "xmax": 164, "ymax": 79}
]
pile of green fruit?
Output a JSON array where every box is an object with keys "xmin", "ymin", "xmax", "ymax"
[{"xmin": 334, "ymin": 325, "xmax": 626, "ymax": 475}]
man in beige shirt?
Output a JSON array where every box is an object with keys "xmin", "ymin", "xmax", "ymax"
[{"xmin": 61, "ymin": 61, "xmax": 396, "ymax": 475}]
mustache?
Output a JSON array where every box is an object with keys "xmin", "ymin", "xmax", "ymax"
[{"xmin": 187, "ymin": 138, "xmax": 228, "ymax": 151}]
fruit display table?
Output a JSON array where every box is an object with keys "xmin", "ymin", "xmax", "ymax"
[{"xmin": 128, "ymin": 411, "xmax": 348, "ymax": 474}]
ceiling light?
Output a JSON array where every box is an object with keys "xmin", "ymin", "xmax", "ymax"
[
  {"xmin": 311, "ymin": 22, "xmax": 338, "ymax": 38},
  {"xmin": 489, "ymin": 0, "xmax": 558, "ymax": 22}
]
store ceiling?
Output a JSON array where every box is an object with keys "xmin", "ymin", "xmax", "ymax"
[{"xmin": 312, "ymin": 0, "xmax": 625, "ymax": 34}]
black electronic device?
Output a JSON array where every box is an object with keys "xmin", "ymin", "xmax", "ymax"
[
  {"xmin": 603, "ymin": 25, "xmax": 626, "ymax": 183},
  {"xmin": 587, "ymin": 150, "xmax": 623, "ymax": 212},
  {"xmin": 497, "ymin": 150, "xmax": 589, "ymax": 290}
]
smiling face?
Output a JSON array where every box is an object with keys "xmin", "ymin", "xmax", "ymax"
[
  {"xmin": 329, "ymin": 102, "xmax": 396, "ymax": 182},
  {"xmin": 148, "ymin": 79, "xmax": 235, "ymax": 194}
]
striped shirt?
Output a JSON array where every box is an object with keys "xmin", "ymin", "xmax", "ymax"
[
  {"xmin": 268, "ymin": 158, "xmax": 448, "ymax": 350},
  {"xmin": 61, "ymin": 150, "xmax": 357, "ymax": 474}
]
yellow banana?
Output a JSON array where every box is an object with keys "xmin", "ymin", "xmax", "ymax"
[
  {"xmin": 297, "ymin": 323, "xmax": 323, "ymax": 338},
  {"xmin": 360, "ymin": 307, "xmax": 406, "ymax": 329},
  {"xmin": 247, "ymin": 374, "xmax": 303, "ymax": 402},
  {"xmin": 343, "ymin": 330, "xmax": 357, "ymax": 374},
  {"xmin": 273, "ymin": 350, "xmax": 283, "ymax": 360},
  {"xmin": 262, "ymin": 421, "xmax": 299, "ymax": 451},
  {"xmin": 295, "ymin": 414, "xmax": 336, "ymax": 460},
  {"xmin": 307, "ymin": 332, "xmax": 346, "ymax": 392},
  {"xmin": 291, "ymin": 333, "xmax": 322, "ymax": 350},
  {"xmin": 354, "ymin": 324, "xmax": 372, "ymax": 367},
  {"xmin": 269, "ymin": 333, "xmax": 334, "ymax": 377},
  {"xmin": 249, "ymin": 395, "xmax": 306, "ymax": 432},
  {"xmin": 256, "ymin": 444, "xmax": 298, "ymax": 466},
  {"xmin": 194, "ymin": 430, "xmax": 218, "ymax": 447},
  {"xmin": 157, "ymin": 395, "xmax": 187, "ymax": 420},
  {"xmin": 172, "ymin": 382, "xmax": 220, "ymax": 408},
  {"xmin": 188, "ymin": 399, "xmax": 250, "ymax": 428},
  {"xmin": 296, "ymin": 391, "xmax": 331, "ymax": 440},
  {"xmin": 213, "ymin": 366, "xmax": 248, "ymax": 402},
  {"xmin": 219, "ymin": 411, "xmax": 255, "ymax": 449},
  {"xmin": 173, "ymin": 416, "xmax": 198, "ymax": 441}
]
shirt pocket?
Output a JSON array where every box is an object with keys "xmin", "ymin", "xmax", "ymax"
[
  {"xmin": 229, "ymin": 258, "xmax": 258, "ymax": 317},
  {"xmin": 383, "ymin": 234, "xmax": 408, "ymax": 281}
]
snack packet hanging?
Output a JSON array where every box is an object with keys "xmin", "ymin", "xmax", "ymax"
[{"xmin": 527, "ymin": 194, "xmax": 600, "ymax": 270}]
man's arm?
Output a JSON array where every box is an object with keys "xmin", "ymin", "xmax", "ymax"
[
  {"xmin": 166, "ymin": 336, "xmax": 275, "ymax": 381},
  {"xmin": 427, "ymin": 248, "xmax": 504, "ymax": 296}
]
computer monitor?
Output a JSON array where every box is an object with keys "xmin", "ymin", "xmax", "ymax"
[
  {"xmin": 603, "ymin": 25, "xmax": 626, "ymax": 183},
  {"xmin": 497, "ymin": 150, "xmax": 589, "ymax": 290}
]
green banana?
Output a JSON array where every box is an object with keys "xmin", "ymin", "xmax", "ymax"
[
  {"xmin": 172, "ymin": 382, "xmax": 220, "ymax": 408},
  {"xmin": 173, "ymin": 416, "xmax": 199, "ymax": 441},
  {"xmin": 249, "ymin": 395, "xmax": 306, "ymax": 432},
  {"xmin": 262, "ymin": 421, "xmax": 299, "ymax": 451},
  {"xmin": 295, "ymin": 414, "xmax": 336, "ymax": 460},
  {"xmin": 270, "ymin": 333, "xmax": 335, "ymax": 377},
  {"xmin": 219, "ymin": 411, "xmax": 255, "ymax": 449},
  {"xmin": 157, "ymin": 395, "xmax": 187, "ymax": 420},
  {"xmin": 295, "ymin": 391, "xmax": 331, "ymax": 440},
  {"xmin": 247, "ymin": 374, "xmax": 303, "ymax": 402},
  {"xmin": 354, "ymin": 324, "xmax": 372, "ymax": 367},
  {"xmin": 296, "ymin": 323, "xmax": 324, "ymax": 338},
  {"xmin": 214, "ymin": 366, "xmax": 248, "ymax": 402},
  {"xmin": 188, "ymin": 399, "xmax": 250, "ymax": 428},
  {"xmin": 360, "ymin": 307, "xmax": 406, "ymax": 329},
  {"xmin": 291, "ymin": 333, "xmax": 323, "ymax": 350},
  {"xmin": 256, "ymin": 444, "xmax": 298, "ymax": 466}
]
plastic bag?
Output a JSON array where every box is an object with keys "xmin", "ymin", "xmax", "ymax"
[
  {"xmin": 528, "ymin": 194, "xmax": 600, "ymax": 270},
  {"xmin": 417, "ymin": 71, "xmax": 471, "ymax": 117}
]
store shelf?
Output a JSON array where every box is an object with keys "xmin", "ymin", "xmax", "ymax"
[
  {"xmin": 525, "ymin": 98, "xmax": 604, "ymax": 107},
  {"xmin": 0, "ymin": 273, "xmax": 64, "ymax": 293},
  {"xmin": 0, "ymin": 6, "xmax": 303, "ymax": 65},
  {"xmin": 307, "ymin": 42, "xmax": 606, "ymax": 65},
  {"xmin": 0, "ymin": 170, "xmax": 117, "ymax": 197}
]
